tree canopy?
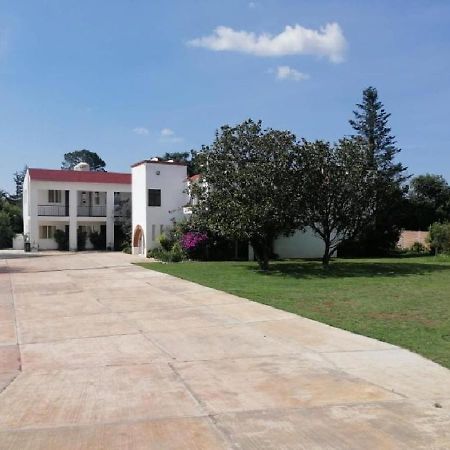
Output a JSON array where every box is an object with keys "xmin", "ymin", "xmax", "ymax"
[
  {"xmin": 341, "ymin": 86, "xmax": 408, "ymax": 256},
  {"xmin": 12, "ymin": 166, "xmax": 27, "ymax": 202},
  {"xmin": 404, "ymin": 174, "xmax": 450, "ymax": 230},
  {"xmin": 0, "ymin": 192, "xmax": 22, "ymax": 248},
  {"xmin": 61, "ymin": 150, "xmax": 106, "ymax": 171},
  {"xmin": 296, "ymin": 138, "xmax": 377, "ymax": 265},
  {"xmin": 192, "ymin": 119, "xmax": 301, "ymax": 270}
]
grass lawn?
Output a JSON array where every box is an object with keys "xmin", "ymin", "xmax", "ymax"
[{"xmin": 137, "ymin": 256, "xmax": 450, "ymax": 369}]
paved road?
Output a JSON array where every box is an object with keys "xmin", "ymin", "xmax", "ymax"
[{"xmin": 1, "ymin": 251, "xmax": 450, "ymax": 449}]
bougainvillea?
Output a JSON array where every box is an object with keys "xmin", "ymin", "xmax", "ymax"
[{"xmin": 180, "ymin": 231, "xmax": 208, "ymax": 251}]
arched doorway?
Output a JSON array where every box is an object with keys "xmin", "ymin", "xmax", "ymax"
[{"xmin": 132, "ymin": 225, "xmax": 145, "ymax": 255}]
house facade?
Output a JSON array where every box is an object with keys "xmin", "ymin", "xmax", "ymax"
[
  {"xmin": 131, "ymin": 159, "xmax": 189, "ymax": 255},
  {"xmin": 23, "ymin": 164, "xmax": 131, "ymax": 251},
  {"xmin": 22, "ymin": 158, "xmax": 325, "ymax": 259}
]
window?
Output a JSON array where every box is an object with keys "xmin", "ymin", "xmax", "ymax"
[
  {"xmin": 39, "ymin": 225, "xmax": 56, "ymax": 239},
  {"xmin": 94, "ymin": 192, "xmax": 100, "ymax": 205},
  {"xmin": 79, "ymin": 225, "xmax": 95, "ymax": 234},
  {"xmin": 48, "ymin": 190, "xmax": 61, "ymax": 203},
  {"xmin": 81, "ymin": 192, "xmax": 87, "ymax": 205},
  {"xmin": 151, "ymin": 224, "xmax": 156, "ymax": 241},
  {"xmin": 148, "ymin": 189, "xmax": 161, "ymax": 207}
]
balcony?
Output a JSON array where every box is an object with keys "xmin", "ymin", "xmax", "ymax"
[
  {"xmin": 77, "ymin": 205, "xmax": 106, "ymax": 217},
  {"xmin": 38, "ymin": 205, "xmax": 68, "ymax": 217}
]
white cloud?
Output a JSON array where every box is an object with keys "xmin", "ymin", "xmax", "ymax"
[
  {"xmin": 276, "ymin": 65, "xmax": 309, "ymax": 81},
  {"xmin": 133, "ymin": 127, "xmax": 149, "ymax": 135},
  {"xmin": 187, "ymin": 23, "xmax": 347, "ymax": 63},
  {"xmin": 160, "ymin": 128, "xmax": 183, "ymax": 143},
  {"xmin": 160, "ymin": 128, "xmax": 175, "ymax": 137}
]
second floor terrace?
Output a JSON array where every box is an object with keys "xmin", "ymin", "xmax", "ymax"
[{"xmin": 36, "ymin": 189, "xmax": 131, "ymax": 218}]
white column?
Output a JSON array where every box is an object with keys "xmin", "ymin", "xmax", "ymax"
[
  {"xmin": 248, "ymin": 243, "xmax": 254, "ymax": 261},
  {"xmin": 106, "ymin": 191, "xmax": 115, "ymax": 250},
  {"xmin": 69, "ymin": 189, "xmax": 77, "ymax": 251},
  {"xmin": 28, "ymin": 186, "xmax": 39, "ymax": 248},
  {"xmin": 29, "ymin": 216, "xmax": 39, "ymax": 250}
]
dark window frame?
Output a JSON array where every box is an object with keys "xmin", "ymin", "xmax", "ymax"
[
  {"xmin": 48, "ymin": 190, "xmax": 61, "ymax": 203},
  {"xmin": 148, "ymin": 189, "xmax": 161, "ymax": 207}
]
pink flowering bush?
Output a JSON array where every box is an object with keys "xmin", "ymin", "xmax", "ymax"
[{"xmin": 180, "ymin": 231, "xmax": 208, "ymax": 252}]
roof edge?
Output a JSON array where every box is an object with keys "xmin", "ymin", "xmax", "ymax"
[
  {"xmin": 28, "ymin": 168, "xmax": 130, "ymax": 176},
  {"xmin": 131, "ymin": 159, "xmax": 187, "ymax": 168}
]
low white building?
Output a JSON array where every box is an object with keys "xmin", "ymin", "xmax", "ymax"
[{"xmin": 23, "ymin": 163, "xmax": 131, "ymax": 251}]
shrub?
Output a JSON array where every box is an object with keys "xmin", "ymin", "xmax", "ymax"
[
  {"xmin": 89, "ymin": 230, "xmax": 106, "ymax": 250},
  {"xmin": 54, "ymin": 229, "xmax": 69, "ymax": 250},
  {"xmin": 427, "ymin": 222, "xmax": 450, "ymax": 255},
  {"xmin": 122, "ymin": 242, "xmax": 132, "ymax": 254},
  {"xmin": 159, "ymin": 233, "xmax": 174, "ymax": 251},
  {"xmin": 147, "ymin": 243, "xmax": 186, "ymax": 263},
  {"xmin": 77, "ymin": 230, "xmax": 87, "ymax": 251},
  {"xmin": 409, "ymin": 241, "xmax": 427, "ymax": 254},
  {"xmin": 180, "ymin": 231, "xmax": 208, "ymax": 252},
  {"xmin": 170, "ymin": 241, "xmax": 185, "ymax": 262}
]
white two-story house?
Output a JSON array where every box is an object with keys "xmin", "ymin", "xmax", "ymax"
[
  {"xmin": 23, "ymin": 163, "xmax": 131, "ymax": 251},
  {"xmin": 22, "ymin": 157, "xmax": 325, "ymax": 259}
]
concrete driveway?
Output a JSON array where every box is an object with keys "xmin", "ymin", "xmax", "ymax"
[{"xmin": 1, "ymin": 251, "xmax": 450, "ymax": 449}]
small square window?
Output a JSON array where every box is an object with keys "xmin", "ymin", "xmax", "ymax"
[
  {"xmin": 148, "ymin": 189, "xmax": 161, "ymax": 207},
  {"xmin": 48, "ymin": 190, "xmax": 61, "ymax": 203},
  {"xmin": 39, "ymin": 225, "xmax": 56, "ymax": 239}
]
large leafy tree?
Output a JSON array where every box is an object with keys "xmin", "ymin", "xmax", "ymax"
[
  {"xmin": 297, "ymin": 138, "xmax": 376, "ymax": 265},
  {"xmin": 0, "ymin": 211, "xmax": 14, "ymax": 248},
  {"xmin": 192, "ymin": 119, "xmax": 302, "ymax": 270},
  {"xmin": 61, "ymin": 149, "xmax": 106, "ymax": 171},
  {"xmin": 405, "ymin": 174, "xmax": 450, "ymax": 229},
  {"xmin": 342, "ymin": 87, "xmax": 408, "ymax": 255},
  {"xmin": 0, "ymin": 192, "xmax": 22, "ymax": 248}
]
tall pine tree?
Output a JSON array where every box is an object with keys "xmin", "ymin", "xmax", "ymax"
[{"xmin": 341, "ymin": 87, "xmax": 408, "ymax": 255}]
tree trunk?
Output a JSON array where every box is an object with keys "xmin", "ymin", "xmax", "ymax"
[
  {"xmin": 251, "ymin": 236, "xmax": 272, "ymax": 271},
  {"xmin": 322, "ymin": 238, "xmax": 331, "ymax": 267},
  {"xmin": 260, "ymin": 245, "xmax": 270, "ymax": 271}
]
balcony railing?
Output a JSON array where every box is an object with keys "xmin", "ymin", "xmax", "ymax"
[
  {"xmin": 77, "ymin": 205, "xmax": 106, "ymax": 217},
  {"xmin": 38, "ymin": 205, "xmax": 68, "ymax": 216}
]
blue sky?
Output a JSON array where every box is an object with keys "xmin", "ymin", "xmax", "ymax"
[{"xmin": 1, "ymin": 0, "xmax": 450, "ymax": 192}]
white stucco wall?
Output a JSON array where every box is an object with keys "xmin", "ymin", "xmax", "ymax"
[
  {"xmin": 273, "ymin": 228, "xmax": 326, "ymax": 259},
  {"xmin": 132, "ymin": 162, "xmax": 188, "ymax": 255},
  {"xmin": 131, "ymin": 164, "xmax": 148, "ymax": 255},
  {"xmin": 12, "ymin": 234, "xmax": 24, "ymax": 250},
  {"xmin": 22, "ymin": 173, "xmax": 30, "ymax": 237},
  {"xmin": 145, "ymin": 163, "xmax": 188, "ymax": 251}
]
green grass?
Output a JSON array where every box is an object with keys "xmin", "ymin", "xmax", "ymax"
[{"xmin": 137, "ymin": 255, "xmax": 450, "ymax": 369}]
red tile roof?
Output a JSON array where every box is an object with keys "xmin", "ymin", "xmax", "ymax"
[
  {"xmin": 28, "ymin": 168, "xmax": 131, "ymax": 185},
  {"xmin": 188, "ymin": 174, "xmax": 201, "ymax": 182}
]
